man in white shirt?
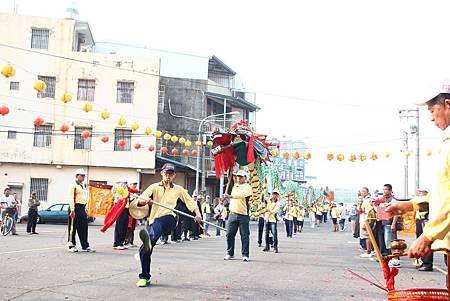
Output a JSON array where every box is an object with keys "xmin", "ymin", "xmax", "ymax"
[{"xmin": 0, "ymin": 187, "xmax": 18, "ymax": 235}]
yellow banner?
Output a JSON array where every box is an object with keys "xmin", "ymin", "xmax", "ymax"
[
  {"xmin": 88, "ymin": 184, "xmax": 114, "ymax": 217},
  {"xmin": 399, "ymin": 212, "xmax": 416, "ymax": 236}
]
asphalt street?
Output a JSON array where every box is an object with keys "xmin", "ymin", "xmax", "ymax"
[{"xmin": 0, "ymin": 221, "xmax": 447, "ymax": 301}]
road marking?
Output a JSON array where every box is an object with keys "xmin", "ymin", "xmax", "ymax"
[
  {"xmin": 0, "ymin": 246, "xmax": 65, "ymax": 255},
  {"xmin": 435, "ymin": 266, "xmax": 448, "ymax": 275}
]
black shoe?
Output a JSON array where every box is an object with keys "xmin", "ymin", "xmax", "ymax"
[
  {"xmin": 139, "ymin": 229, "xmax": 151, "ymax": 253},
  {"xmin": 12, "ymin": 233, "xmax": 18, "ymax": 236},
  {"xmin": 418, "ymin": 266, "xmax": 433, "ymax": 272},
  {"xmin": 258, "ymin": 243, "xmax": 262, "ymax": 247},
  {"xmin": 274, "ymin": 248, "xmax": 279, "ymax": 253},
  {"xmin": 193, "ymin": 237, "xmax": 199, "ymax": 240},
  {"xmin": 182, "ymin": 238, "xmax": 190, "ymax": 241},
  {"xmin": 32, "ymin": 232, "xmax": 39, "ymax": 235},
  {"xmin": 262, "ymin": 247, "xmax": 270, "ymax": 252}
]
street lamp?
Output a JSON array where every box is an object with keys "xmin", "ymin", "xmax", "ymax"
[{"xmin": 195, "ymin": 111, "xmax": 240, "ymax": 195}]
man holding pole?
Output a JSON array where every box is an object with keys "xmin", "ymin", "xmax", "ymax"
[
  {"xmin": 386, "ymin": 84, "xmax": 449, "ymax": 259},
  {"xmin": 135, "ymin": 163, "xmax": 202, "ymax": 287}
]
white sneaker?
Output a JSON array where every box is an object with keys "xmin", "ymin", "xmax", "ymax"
[
  {"xmin": 68, "ymin": 246, "xmax": 78, "ymax": 253},
  {"xmin": 224, "ymin": 254, "xmax": 234, "ymax": 260},
  {"xmin": 82, "ymin": 246, "xmax": 96, "ymax": 253},
  {"xmin": 360, "ymin": 253, "xmax": 372, "ymax": 258},
  {"xmin": 389, "ymin": 258, "xmax": 401, "ymax": 268},
  {"xmin": 113, "ymin": 246, "xmax": 125, "ymax": 250},
  {"xmin": 242, "ymin": 256, "xmax": 250, "ymax": 262}
]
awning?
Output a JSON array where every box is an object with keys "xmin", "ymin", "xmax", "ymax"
[
  {"xmin": 7, "ymin": 182, "xmax": 24, "ymax": 187},
  {"xmin": 205, "ymin": 91, "xmax": 260, "ymax": 111}
]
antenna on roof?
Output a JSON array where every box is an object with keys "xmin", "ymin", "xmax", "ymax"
[{"xmin": 65, "ymin": 1, "xmax": 79, "ymax": 20}]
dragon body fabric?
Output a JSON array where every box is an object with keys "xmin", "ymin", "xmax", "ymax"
[{"xmin": 211, "ymin": 120, "xmax": 274, "ymax": 207}]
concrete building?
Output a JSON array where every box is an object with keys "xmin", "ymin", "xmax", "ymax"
[
  {"xmin": 0, "ymin": 13, "xmax": 160, "ymax": 213},
  {"xmin": 271, "ymin": 138, "xmax": 308, "ymax": 183},
  {"xmin": 95, "ymin": 43, "xmax": 259, "ymax": 196}
]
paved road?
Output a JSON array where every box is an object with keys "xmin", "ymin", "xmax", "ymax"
[{"xmin": 0, "ymin": 221, "xmax": 447, "ymax": 301}]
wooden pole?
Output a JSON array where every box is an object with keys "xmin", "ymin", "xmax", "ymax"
[{"xmin": 365, "ymin": 220, "xmax": 384, "ymax": 270}]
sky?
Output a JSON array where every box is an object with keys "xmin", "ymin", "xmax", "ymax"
[{"xmin": 0, "ymin": 0, "xmax": 447, "ymax": 195}]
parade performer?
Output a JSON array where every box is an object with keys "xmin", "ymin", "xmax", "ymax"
[
  {"xmin": 214, "ymin": 198, "xmax": 227, "ymax": 236},
  {"xmin": 67, "ymin": 169, "xmax": 95, "ymax": 253},
  {"xmin": 135, "ymin": 163, "xmax": 202, "ymax": 287},
  {"xmin": 297, "ymin": 205, "xmax": 305, "ymax": 232},
  {"xmin": 283, "ymin": 198, "xmax": 295, "ymax": 238},
  {"xmin": 254, "ymin": 197, "xmax": 267, "ymax": 247},
  {"xmin": 124, "ymin": 181, "xmax": 140, "ymax": 248},
  {"xmin": 224, "ymin": 170, "xmax": 252, "ymax": 262},
  {"xmin": 263, "ymin": 189, "xmax": 280, "ymax": 253},
  {"xmin": 385, "ymin": 85, "xmax": 449, "ymax": 264}
]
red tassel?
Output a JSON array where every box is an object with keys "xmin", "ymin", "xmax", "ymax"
[
  {"xmin": 214, "ymin": 147, "xmax": 236, "ymax": 177},
  {"xmin": 247, "ymin": 134, "xmax": 255, "ymax": 163},
  {"xmin": 100, "ymin": 199, "xmax": 127, "ymax": 232}
]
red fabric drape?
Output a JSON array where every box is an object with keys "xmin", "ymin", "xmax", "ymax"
[
  {"xmin": 100, "ymin": 198, "xmax": 127, "ymax": 233},
  {"xmin": 247, "ymin": 134, "xmax": 255, "ymax": 163}
]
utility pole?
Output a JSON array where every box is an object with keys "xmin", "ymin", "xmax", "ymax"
[{"xmin": 398, "ymin": 108, "xmax": 420, "ymax": 197}]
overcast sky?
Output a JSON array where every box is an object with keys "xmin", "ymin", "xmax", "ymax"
[{"xmin": 1, "ymin": 0, "xmax": 447, "ymax": 195}]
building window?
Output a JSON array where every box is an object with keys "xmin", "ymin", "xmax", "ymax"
[
  {"xmin": 158, "ymin": 84, "xmax": 165, "ymax": 113},
  {"xmin": 116, "ymin": 81, "xmax": 134, "ymax": 103},
  {"xmin": 7, "ymin": 131, "xmax": 17, "ymax": 139},
  {"xmin": 37, "ymin": 75, "xmax": 56, "ymax": 99},
  {"xmin": 31, "ymin": 28, "xmax": 49, "ymax": 49},
  {"xmin": 77, "ymin": 79, "xmax": 95, "ymax": 102},
  {"xmin": 9, "ymin": 81, "xmax": 19, "ymax": 90},
  {"xmin": 30, "ymin": 178, "xmax": 49, "ymax": 201},
  {"xmin": 114, "ymin": 129, "xmax": 131, "ymax": 151},
  {"xmin": 33, "ymin": 124, "xmax": 53, "ymax": 147},
  {"xmin": 74, "ymin": 126, "xmax": 92, "ymax": 150}
]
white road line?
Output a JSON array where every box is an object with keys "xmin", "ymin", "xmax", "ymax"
[
  {"xmin": 435, "ymin": 266, "xmax": 448, "ymax": 275},
  {"xmin": 0, "ymin": 246, "xmax": 65, "ymax": 255}
]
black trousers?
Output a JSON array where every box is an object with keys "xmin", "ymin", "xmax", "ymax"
[
  {"xmin": 114, "ymin": 208, "xmax": 129, "ymax": 247},
  {"xmin": 27, "ymin": 209, "xmax": 38, "ymax": 233},
  {"xmin": 257, "ymin": 217, "xmax": 265, "ymax": 244},
  {"xmin": 375, "ymin": 221, "xmax": 388, "ymax": 256},
  {"xmin": 171, "ymin": 214, "xmax": 182, "ymax": 241},
  {"xmin": 416, "ymin": 219, "xmax": 434, "ymax": 267},
  {"xmin": 181, "ymin": 215, "xmax": 191, "ymax": 238},
  {"xmin": 68, "ymin": 204, "xmax": 89, "ymax": 249}
]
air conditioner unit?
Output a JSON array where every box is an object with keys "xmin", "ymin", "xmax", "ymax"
[{"xmin": 80, "ymin": 45, "xmax": 92, "ymax": 52}]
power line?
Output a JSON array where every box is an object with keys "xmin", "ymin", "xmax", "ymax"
[{"xmin": 0, "ymin": 42, "xmax": 398, "ymax": 110}]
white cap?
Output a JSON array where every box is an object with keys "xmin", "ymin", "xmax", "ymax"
[
  {"xmin": 236, "ymin": 170, "xmax": 247, "ymax": 177},
  {"xmin": 272, "ymin": 188, "xmax": 280, "ymax": 195},
  {"xmin": 74, "ymin": 168, "xmax": 86, "ymax": 176},
  {"xmin": 415, "ymin": 78, "xmax": 450, "ymax": 106}
]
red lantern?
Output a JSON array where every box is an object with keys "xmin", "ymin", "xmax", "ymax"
[
  {"xmin": 34, "ymin": 117, "xmax": 44, "ymax": 126},
  {"xmin": 171, "ymin": 148, "xmax": 179, "ymax": 156},
  {"xmin": 148, "ymin": 145, "xmax": 155, "ymax": 152},
  {"xmin": 191, "ymin": 149, "xmax": 198, "ymax": 156},
  {"xmin": 60, "ymin": 124, "xmax": 69, "ymax": 133},
  {"xmin": 160, "ymin": 146, "xmax": 168, "ymax": 154},
  {"xmin": 81, "ymin": 130, "xmax": 91, "ymax": 139},
  {"xmin": 101, "ymin": 136, "xmax": 109, "ymax": 143},
  {"xmin": 117, "ymin": 139, "xmax": 126, "ymax": 149},
  {"xmin": 0, "ymin": 105, "xmax": 9, "ymax": 116},
  {"xmin": 182, "ymin": 149, "xmax": 189, "ymax": 156},
  {"xmin": 134, "ymin": 143, "xmax": 141, "ymax": 150}
]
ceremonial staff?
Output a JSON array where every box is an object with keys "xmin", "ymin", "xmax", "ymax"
[{"xmin": 129, "ymin": 193, "xmax": 227, "ymax": 232}]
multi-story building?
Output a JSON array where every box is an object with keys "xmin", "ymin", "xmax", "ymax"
[
  {"xmin": 0, "ymin": 13, "xmax": 160, "ymax": 211},
  {"xmin": 95, "ymin": 43, "xmax": 259, "ymax": 196},
  {"xmin": 271, "ymin": 138, "xmax": 307, "ymax": 183}
]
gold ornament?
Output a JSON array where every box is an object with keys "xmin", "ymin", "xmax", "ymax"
[
  {"xmin": 207, "ymin": 141, "xmax": 214, "ymax": 147},
  {"xmin": 304, "ymin": 152, "xmax": 312, "ymax": 160},
  {"xmin": 336, "ymin": 153, "xmax": 344, "ymax": 161},
  {"xmin": 171, "ymin": 136, "xmax": 178, "ymax": 143},
  {"xmin": 101, "ymin": 110, "xmax": 110, "ymax": 120},
  {"xmin": 1, "ymin": 64, "xmax": 15, "ymax": 78},
  {"xmin": 154, "ymin": 130, "xmax": 162, "ymax": 138},
  {"xmin": 185, "ymin": 140, "xmax": 192, "ymax": 147},
  {"xmin": 131, "ymin": 122, "xmax": 139, "ymax": 132},
  {"xmin": 83, "ymin": 103, "xmax": 93, "ymax": 112},
  {"xmin": 359, "ymin": 153, "xmax": 367, "ymax": 161},
  {"xmin": 426, "ymin": 150, "xmax": 432, "ymax": 156},
  {"xmin": 195, "ymin": 140, "xmax": 202, "ymax": 146},
  {"xmin": 179, "ymin": 137, "xmax": 186, "ymax": 145},
  {"xmin": 163, "ymin": 133, "xmax": 172, "ymax": 140},
  {"xmin": 370, "ymin": 152, "xmax": 378, "ymax": 160},
  {"xmin": 384, "ymin": 152, "xmax": 391, "ymax": 158},
  {"xmin": 144, "ymin": 128, "xmax": 152, "ymax": 135},
  {"xmin": 33, "ymin": 80, "xmax": 46, "ymax": 92},
  {"xmin": 326, "ymin": 153, "xmax": 334, "ymax": 161},
  {"xmin": 117, "ymin": 116, "xmax": 126, "ymax": 126},
  {"xmin": 60, "ymin": 93, "xmax": 72, "ymax": 104},
  {"xmin": 349, "ymin": 153, "xmax": 357, "ymax": 162}
]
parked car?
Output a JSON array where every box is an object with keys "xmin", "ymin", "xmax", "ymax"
[{"xmin": 36, "ymin": 203, "xmax": 95, "ymax": 224}]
